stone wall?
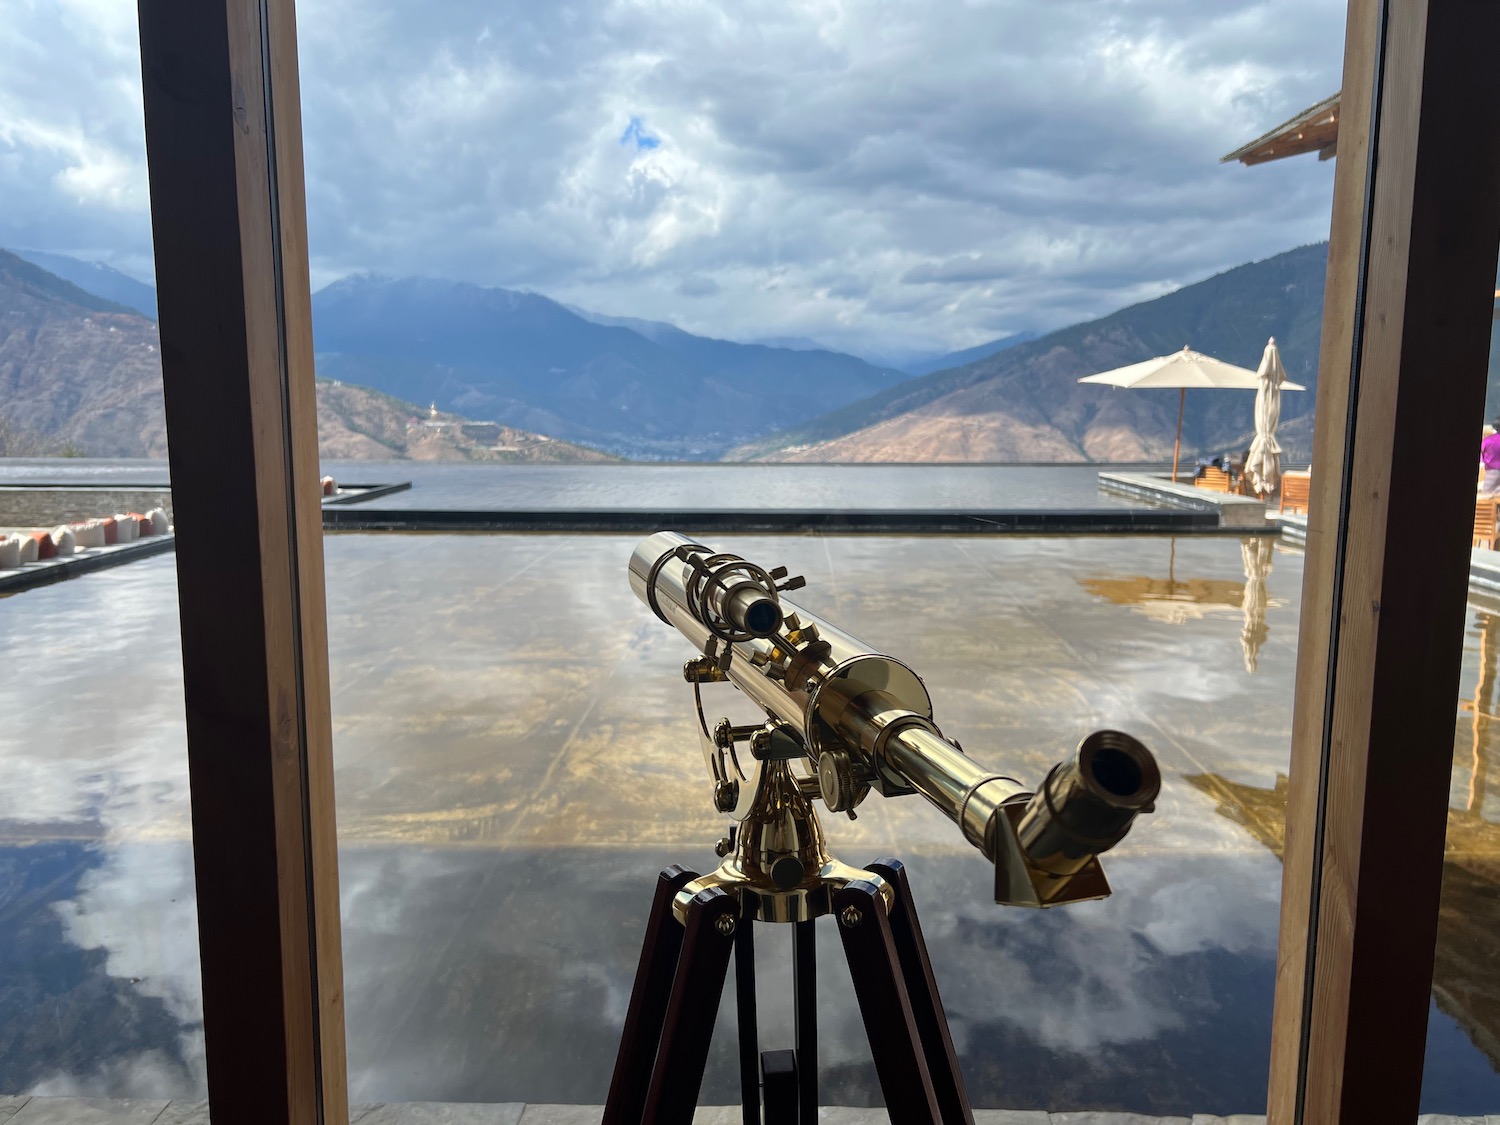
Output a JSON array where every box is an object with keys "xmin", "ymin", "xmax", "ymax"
[{"xmin": 0, "ymin": 488, "xmax": 173, "ymax": 529}]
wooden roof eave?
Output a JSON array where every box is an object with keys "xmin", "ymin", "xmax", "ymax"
[{"xmin": 1222, "ymin": 91, "xmax": 1342, "ymax": 166}]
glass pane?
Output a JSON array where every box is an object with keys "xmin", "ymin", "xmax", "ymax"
[
  {"xmin": 1, "ymin": 1, "xmax": 1386, "ymax": 1123},
  {"xmin": 294, "ymin": 0, "xmax": 1342, "ymax": 1114},
  {"xmin": 324, "ymin": 530, "xmax": 1303, "ymax": 1115},
  {"xmin": 0, "ymin": 1, "xmax": 201, "ymax": 1108},
  {"xmin": 1418, "ymin": 280, "xmax": 1500, "ymax": 1114}
]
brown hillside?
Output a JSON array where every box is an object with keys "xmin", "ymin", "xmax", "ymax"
[
  {"xmin": 0, "ymin": 250, "xmax": 615, "ymax": 463},
  {"xmin": 770, "ymin": 331, "xmax": 1189, "ymax": 463},
  {"xmin": 739, "ymin": 243, "xmax": 1326, "ymax": 464},
  {"xmin": 315, "ymin": 380, "xmax": 617, "ymax": 462},
  {"xmin": 0, "ymin": 250, "xmax": 168, "ymax": 457}
]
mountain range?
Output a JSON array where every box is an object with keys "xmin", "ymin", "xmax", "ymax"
[
  {"xmin": 21, "ymin": 241, "xmax": 1456, "ymax": 468},
  {"xmin": 12, "ymin": 249, "xmax": 158, "ymax": 320},
  {"xmin": 310, "ymin": 276, "xmax": 909, "ymax": 458},
  {"xmin": 6, "ymin": 252, "xmax": 1049, "ymax": 459},
  {"xmin": 0, "ymin": 249, "xmax": 609, "ymax": 462},
  {"xmin": 730, "ymin": 243, "xmax": 1331, "ymax": 463}
]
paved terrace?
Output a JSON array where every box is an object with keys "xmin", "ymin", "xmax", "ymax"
[
  {"xmin": 7, "ymin": 1098, "xmax": 1500, "ymax": 1123},
  {"xmin": 4, "ymin": 535, "xmax": 1498, "ymax": 1116},
  {"xmin": 0, "ymin": 1097, "xmax": 1296, "ymax": 1123}
]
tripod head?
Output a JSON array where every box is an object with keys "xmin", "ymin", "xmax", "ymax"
[{"xmin": 629, "ymin": 532, "xmax": 1160, "ymax": 911}]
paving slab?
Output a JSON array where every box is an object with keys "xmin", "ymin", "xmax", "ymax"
[
  {"xmin": 1096, "ymin": 471, "xmax": 1267, "ymax": 528},
  {"xmin": 10, "ymin": 1099, "xmax": 169, "ymax": 1124},
  {"xmin": 973, "ymin": 1112, "xmax": 1050, "ymax": 1124},
  {"xmin": 515, "ymin": 1109, "xmax": 602, "ymax": 1125},
  {"xmin": 0, "ymin": 1101, "xmax": 30, "ymax": 1122},
  {"xmin": 151, "ymin": 1105, "xmax": 207, "ymax": 1125},
  {"xmin": 1051, "ymin": 1115, "xmax": 1190, "ymax": 1125},
  {"xmin": 1190, "ymin": 1116, "xmax": 1266, "ymax": 1125},
  {"xmin": 356, "ymin": 1105, "xmax": 524, "ymax": 1125}
]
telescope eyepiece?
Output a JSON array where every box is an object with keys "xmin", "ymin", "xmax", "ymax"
[
  {"xmin": 725, "ymin": 583, "xmax": 783, "ymax": 638},
  {"xmin": 1014, "ymin": 730, "xmax": 1160, "ymax": 879},
  {"xmin": 1078, "ymin": 730, "xmax": 1157, "ymax": 809}
]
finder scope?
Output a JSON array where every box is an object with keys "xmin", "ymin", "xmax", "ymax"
[{"xmin": 630, "ymin": 532, "xmax": 1160, "ymax": 908}]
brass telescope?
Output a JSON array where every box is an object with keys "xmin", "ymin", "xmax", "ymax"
[
  {"xmin": 610, "ymin": 533, "xmax": 1164, "ymax": 1124},
  {"xmin": 629, "ymin": 530, "xmax": 1161, "ymax": 912}
]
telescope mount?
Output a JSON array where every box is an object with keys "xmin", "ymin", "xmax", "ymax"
[{"xmin": 602, "ymin": 711, "xmax": 975, "ymax": 1125}]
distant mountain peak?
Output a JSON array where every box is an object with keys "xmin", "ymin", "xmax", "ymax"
[{"xmin": 7, "ymin": 248, "xmax": 158, "ymax": 320}]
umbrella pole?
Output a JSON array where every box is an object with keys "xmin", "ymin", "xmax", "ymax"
[{"xmin": 1172, "ymin": 388, "xmax": 1185, "ymax": 483}]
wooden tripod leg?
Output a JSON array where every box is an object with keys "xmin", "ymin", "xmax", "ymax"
[
  {"xmin": 793, "ymin": 918, "xmax": 818, "ymax": 1123},
  {"xmin": 833, "ymin": 879, "xmax": 943, "ymax": 1124},
  {"xmin": 642, "ymin": 886, "xmax": 740, "ymax": 1125},
  {"xmin": 603, "ymin": 866, "xmax": 699, "ymax": 1125},
  {"xmin": 868, "ymin": 859, "xmax": 975, "ymax": 1125},
  {"xmin": 735, "ymin": 922, "xmax": 759, "ymax": 1125}
]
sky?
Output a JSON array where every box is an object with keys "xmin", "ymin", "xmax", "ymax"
[{"xmin": 0, "ymin": 0, "xmax": 1345, "ymax": 363}]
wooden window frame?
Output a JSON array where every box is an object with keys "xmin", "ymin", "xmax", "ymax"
[
  {"xmin": 137, "ymin": 1, "xmax": 346, "ymax": 1122},
  {"xmin": 131, "ymin": 0, "xmax": 1500, "ymax": 1122},
  {"xmin": 1268, "ymin": 1, "xmax": 1500, "ymax": 1121}
]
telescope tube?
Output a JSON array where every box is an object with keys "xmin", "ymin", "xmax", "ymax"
[{"xmin": 630, "ymin": 532, "xmax": 1160, "ymax": 905}]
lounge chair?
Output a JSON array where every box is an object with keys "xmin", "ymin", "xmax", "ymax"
[
  {"xmin": 1280, "ymin": 470, "xmax": 1311, "ymax": 515},
  {"xmin": 1477, "ymin": 497, "xmax": 1500, "ymax": 550},
  {"xmin": 1195, "ymin": 466, "xmax": 1234, "ymax": 493}
]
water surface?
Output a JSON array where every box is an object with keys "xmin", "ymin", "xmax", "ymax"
[
  {"xmin": 0, "ymin": 459, "xmax": 1155, "ymax": 511},
  {"xmin": 2, "ymin": 531, "xmax": 1497, "ymax": 1114}
]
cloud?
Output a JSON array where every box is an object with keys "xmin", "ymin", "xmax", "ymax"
[{"xmin": 1, "ymin": 0, "xmax": 1346, "ymax": 356}]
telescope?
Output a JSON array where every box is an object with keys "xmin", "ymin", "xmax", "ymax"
[
  {"xmin": 628, "ymin": 531, "xmax": 1159, "ymax": 910},
  {"xmin": 607, "ymin": 532, "xmax": 1161, "ymax": 1125}
]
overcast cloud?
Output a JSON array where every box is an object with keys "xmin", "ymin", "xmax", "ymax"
[{"xmin": 2, "ymin": 0, "xmax": 1344, "ymax": 359}]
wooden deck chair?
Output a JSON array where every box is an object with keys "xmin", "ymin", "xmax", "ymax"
[
  {"xmin": 1476, "ymin": 497, "xmax": 1500, "ymax": 550},
  {"xmin": 1280, "ymin": 470, "xmax": 1312, "ymax": 515},
  {"xmin": 1195, "ymin": 466, "xmax": 1233, "ymax": 493}
]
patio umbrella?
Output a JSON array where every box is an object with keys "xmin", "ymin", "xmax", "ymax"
[
  {"xmin": 1245, "ymin": 337, "xmax": 1290, "ymax": 496},
  {"xmin": 1079, "ymin": 345, "xmax": 1304, "ymax": 482}
]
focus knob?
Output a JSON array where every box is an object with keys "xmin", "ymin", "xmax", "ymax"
[
  {"xmin": 714, "ymin": 778, "xmax": 740, "ymax": 814},
  {"xmin": 817, "ymin": 750, "xmax": 866, "ymax": 813}
]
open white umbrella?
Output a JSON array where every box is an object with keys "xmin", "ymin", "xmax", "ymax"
[
  {"xmin": 1079, "ymin": 345, "xmax": 1304, "ymax": 482},
  {"xmin": 1245, "ymin": 337, "xmax": 1290, "ymax": 496}
]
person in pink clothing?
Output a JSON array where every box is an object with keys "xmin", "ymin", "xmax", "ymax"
[{"xmin": 1482, "ymin": 422, "xmax": 1500, "ymax": 495}]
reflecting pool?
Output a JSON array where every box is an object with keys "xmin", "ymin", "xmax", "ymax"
[{"xmin": 2, "ymin": 533, "xmax": 1498, "ymax": 1114}]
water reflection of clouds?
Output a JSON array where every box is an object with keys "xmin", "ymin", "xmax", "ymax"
[
  {"xmin": 927, "ymin": 853, "xmax": 1281, "ymax": 1057},
  {"xmin": 0, "ymin": 556, "xmax": 190, "ymax": 837},
  {"xmin": 0, "ymin": 532, "xmax": 1306, "ymax": 1110}
]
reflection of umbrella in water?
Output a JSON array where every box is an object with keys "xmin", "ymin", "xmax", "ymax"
[
  {"xmin": 1184, "ymin": 766, "xmax": 1500, "ymax": 1071},
  {"xmin": 1240, "ymin": 536, "xmax": 1274, "ymax": 673},
  {"xmin": 1460, "ymin": 610, "xmax": 1500, "ymax": 815},
  {"xmin": 1182, "ymin": 611, "xmax": 1500, "ymax": 1071},
  {"xmin": 1078, "ymin": 538, "xmax": 1280, "ymax": 669}
]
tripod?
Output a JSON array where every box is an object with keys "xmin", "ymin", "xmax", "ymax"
[{"xmin": 602, "ymin": 762, "xmax": 975, "ymax": 1125}]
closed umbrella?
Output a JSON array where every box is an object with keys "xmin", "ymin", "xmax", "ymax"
[
  {"xmin": 1079, "ymin": 345, "xmax": 1304, "ymax": 482},
  {"xmin": 1246, "ymin": 338, "xmax": 1290, "ymax": 496}
]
